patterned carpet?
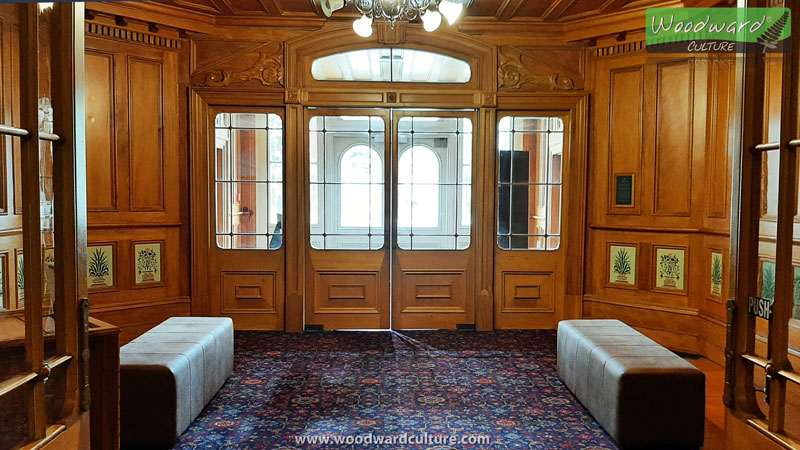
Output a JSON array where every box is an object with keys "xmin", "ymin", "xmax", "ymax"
[{"xmin": 173, "ymin": 330, "xmax": 619, "ymax": 450}]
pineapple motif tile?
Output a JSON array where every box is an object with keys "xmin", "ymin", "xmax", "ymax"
[
  {"xmin": 609, "ymin": 245, "xmax": 636, "ymax": 286},
  {"xmin": 88, "ymin": 245, "xmax": 114, "ymax": 289},
  {"xmin": 710, "ymin": 251, "xmax": 723, "ymax": 297}
]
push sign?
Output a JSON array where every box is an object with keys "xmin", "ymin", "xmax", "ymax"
[{"xmin": 748, "ymin": 296, "xmax": 774, "ymax": 320}]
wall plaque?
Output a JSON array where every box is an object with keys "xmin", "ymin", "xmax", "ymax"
[{"xmin": 615, "ymin": 174, "xmax": 633, "ymax": 206}]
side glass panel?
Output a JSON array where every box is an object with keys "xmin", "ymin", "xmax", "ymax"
[
  {"xmin": 214, "ymin": 112, "xmax": 283, "ymax": 250},
  {"xmin": 496, "ymin": 116, "xmax": 564, "ymax": 251},
  {"xmin": 309, "ymin": 115, "xmax": 385, "ymax": 250},
  {"xmin": 396, "ymin": 116, "xmax": 472, "ymax": 250}
]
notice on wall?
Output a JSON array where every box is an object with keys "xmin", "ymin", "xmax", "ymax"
[{"xmin": 615, "ymin": 174, "xmax": 633, "ymax": 206}]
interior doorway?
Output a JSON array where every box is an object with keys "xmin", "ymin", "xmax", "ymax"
[{"xmin": 304, "ymin": 108, "xmax": 477, "ymax": 330}]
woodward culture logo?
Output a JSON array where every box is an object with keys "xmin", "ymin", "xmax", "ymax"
[{"xmin": 646, "ymin": 7, "xmax": 790, "ymax": 53}]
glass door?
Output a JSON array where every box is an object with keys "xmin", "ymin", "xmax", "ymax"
[
  {"xmin": 304, "ymin": 110, "xmax": 391, "ymax": 329},
  {"xmin": 728, "ymin": 1, "xmax": 800, "ymax": 444},
  {"xmin": 303, "ymin": 109, "xmax": 476, "ymax": 330},
  {"xmin": 391, "ymin": 111, "xmax": 476, "ymax": 330}
]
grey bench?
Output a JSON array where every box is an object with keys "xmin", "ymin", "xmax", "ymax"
[
  {"xmin": 120, "ymin": 317, "xmax": 234, "ymax": 446},
  {"xmin": 557, "ymin": 319, "xmax": 705, "ymax": 449}
]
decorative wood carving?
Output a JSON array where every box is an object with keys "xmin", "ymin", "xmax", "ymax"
[
  {"xmin": 497, "ymin": 46, "xmax": 583, "ymax": 91},
  {"xmin": 191, "ymin": 41, "xmax": 284, "ymax": 88}
]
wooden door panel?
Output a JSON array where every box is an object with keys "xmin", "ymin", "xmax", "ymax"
[
  {"xmin": 313, "ymin": 271, "xmax": 381, "ymax": 313},
  {"xmin": 398, "ymin": 270, "xmax": 467, "ymax": 314},
  {"xmin": 500, "ymin": 271, "xmax": 555, "ymax": 314}
]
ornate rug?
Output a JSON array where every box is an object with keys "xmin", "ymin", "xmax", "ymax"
[{"xmin": 173, "ymin": 330, "xmax": 619, "ymax": 449}]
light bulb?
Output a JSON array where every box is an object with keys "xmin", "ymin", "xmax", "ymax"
[
  {"xmin": 353, "ymin": 15, "xmax": 373, "ymax": 38},
  {"xmin": 421, "ymin": 9, "xmax": 442, "ymax": 32},
  {"xmin": 38, "ymin": 2, "xmax": 54, "ymax": 12},
  {"xmin": 439, "ymin": 0, "xmax": 463, "ymax": 25}
]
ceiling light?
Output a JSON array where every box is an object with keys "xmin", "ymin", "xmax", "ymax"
[
  {"xmin": 320, "ymin": 0, "xmax": 345, "ymax": 18},
  {"xmin": 421, "ymin": 9, "xmax": 441, "ymax": 32},
  {"xmin": 338, "ymin": 0, "xmax": 469, "ymax": 33},
  {"xmin": 439, "ymin": 0, "xmax": 463, "ymax": 25},
  {"xmin": 353, "ymin": 14, "xmax": 374, "ymax": 38}
]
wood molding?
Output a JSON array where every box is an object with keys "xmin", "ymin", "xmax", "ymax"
[
  {"xmin": 86, "ymin": 21, "xmax": 181, "ymax": 50},
  {"xmin": 594, "ymin": 40, "xmax": 644, "ymax": 57}
]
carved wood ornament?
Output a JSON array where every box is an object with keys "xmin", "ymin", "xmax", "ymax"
[
  {"xmin": 497, "ymin": 46, "xmax": 581, "ymax": 91},
  {"xmin": 192, "ymin": 41, "xmax": 284, "ymax": 88}
]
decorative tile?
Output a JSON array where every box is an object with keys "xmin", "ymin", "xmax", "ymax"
[
  {"xmin": 655, "ymin": 247, "xmax": 686, "ymax": 292},
  {"xmin": 710, "ymin": 251, "xmax": 723, "ymax": 297},
  {"xmin": 134, "ymin": 242, "xmax": 162, "ymax": 285},
  {"xmin": 88, "ymin": 244, "xmax": 115, "ymax": 290},
  {"xmin": 609, "ymin": 244, "xmax": 636, "ymax": 286},
  {"xmin": 15, "ymin": 249, "xmax": 23, "ymax": 307}
]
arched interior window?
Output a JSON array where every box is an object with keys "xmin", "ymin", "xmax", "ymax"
[
  {"xmin": 311, "ymin": 48, "xmax": 471, "ymax": 83},
  {"xmin": 340, "ymin": 146, "xmax": 383, "ymax": 228},
  {"xmin": 398, "ymin": 146, "xmax": 439, "ymax": 228}
]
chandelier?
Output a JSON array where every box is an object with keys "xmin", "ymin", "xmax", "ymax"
[{"xmin": 320, "ymin": 0, "xmax": 468, "ymax": 37}]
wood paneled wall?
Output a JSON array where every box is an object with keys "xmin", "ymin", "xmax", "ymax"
[
  {"xmin": 84, "ymin": 16, "xmax": 190, "ymax": 343},
  {"xmin": 584, "ymin": 34, "xmax": 735, "ymax": 362}
]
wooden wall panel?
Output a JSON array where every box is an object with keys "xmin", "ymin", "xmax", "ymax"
[
  {"xmin": 85, "ymin": 19, "xmax": 188, "ymax": 341},
  {"xmin": 653, "ymin": 60, "xmax": 693, "ymax": 217},
  {"xmin": 127, "ymin": 57, "xmax": 165, "ymax": 212},
  {"xmin": 85, "ymin": 50, "xmax": 116, "ymax": 211},
  {"xmin": 608, "ymin": 67, "xmax": 643, "ymax": 214},
  {"xmin": 587, "ymin": 37, "xmax": 733, "ymax": 360}
]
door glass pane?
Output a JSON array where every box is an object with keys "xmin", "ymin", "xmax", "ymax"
[
  {"xmin": 309, "ymin": 115, "xmax": 385, "ymax": 250},
  {"xmin": 751, "ymin": 149, "xmax": 780, "ymax": 416},
  {"xmin": 214, "ymin": 113, "xmax": 283, "ymax": 250},
  {"xmin": 497, "ymin": 116, "xmax": 564, "ymax": 250},
  {"xmin": 396, "ymin": 116, "xmax": 472, "ymax": 250},
  {"xmin": 785, "ymin": 147, "xmax": 800, "ymax": 442}
]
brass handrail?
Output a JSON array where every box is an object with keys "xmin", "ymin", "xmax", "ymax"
[
  {"xmin": 0, "ymin": 124, "xmax": 60, "ymax": 142},
  {"xmin": 0, "ymin": 371, "xmax": 37, "ymax": 398},
  {"xmin": 741, "ymin": 352, "xmax": 769, "ymax": 368}
]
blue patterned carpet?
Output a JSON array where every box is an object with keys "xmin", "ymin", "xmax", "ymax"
[{"xmin": 173, "ymin": 330, "xmax": 619, "ymax": 450}]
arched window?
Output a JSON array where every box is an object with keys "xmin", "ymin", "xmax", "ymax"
[
  {"xmin": 311, "ymin": 48, "xmax": 471, "ymax": 83},
  {"xmin": 398, "ymin": 146, "xmax": 439, "ymax": 228},
  {"xmin": 340, "ymin": 145, "xmax": 383, "ymax": 228}
]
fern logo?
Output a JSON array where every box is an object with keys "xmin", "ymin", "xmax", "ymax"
[{"xmin": 646, "ymin": 8, "xmax": 790, "ymax": 53}]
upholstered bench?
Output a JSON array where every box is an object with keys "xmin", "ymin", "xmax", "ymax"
[
  {"xmin": 120, "ymin": 317, "xmax": 234, "ymax": 446},
  {"xmin": 557, "ymin": 319, "xmax": 705, "ymax": 449}
]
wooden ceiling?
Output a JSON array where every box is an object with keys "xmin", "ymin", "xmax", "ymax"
[
  {"xmin": 156, "ymin": 0, "xmax": 662, "ymax": 22},
  {"xmin": 99, "ymin": 0, "xmax": 684, "ymax": 29}
]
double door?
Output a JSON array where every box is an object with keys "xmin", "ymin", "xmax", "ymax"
[{"xmin": 305, "ymin": 109, "xmax": 477, "ymax": 330}]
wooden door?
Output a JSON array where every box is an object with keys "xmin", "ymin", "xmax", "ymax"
[
  {"xmin": 493, "ymin": 112, "xmax": 570, "ymax": 329},
  {"xmin": 391, "ymin": 111, "xmax": 477, "ymax": 330},
  {"xmin": 0, "ymin": 3, "xmax": 90, "ymax": 449},
  {"xmin": 207, "ymin": 108, "xmax": 285, "ymax": 330},
  {"xmin": 304, "ymin": 110, "xmax": 391, "ymax": 329}
]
